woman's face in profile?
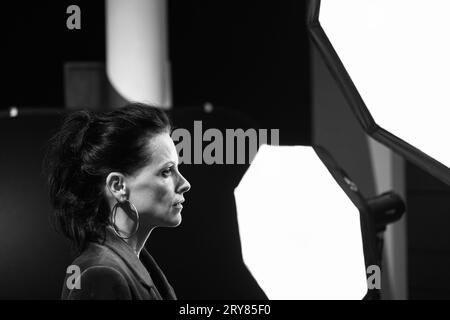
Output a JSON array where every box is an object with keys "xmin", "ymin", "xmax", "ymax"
[{"xmin": 126, "ymin": 132, "xmax": 190, "ymax": 228}]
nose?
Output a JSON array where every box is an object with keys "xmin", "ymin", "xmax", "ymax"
[{"xmin": 177, "ymin": 172, "xmax": 191, "ymax": 194}]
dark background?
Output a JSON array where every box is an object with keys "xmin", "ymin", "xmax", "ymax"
[{"xmin": 3, "ymin": 0, "xmax": 310, "ymax": 144}]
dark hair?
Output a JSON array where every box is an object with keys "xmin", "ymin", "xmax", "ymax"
[{"xmin": 43, "ymin": 103, "xmax": 171, "ymax": 252}]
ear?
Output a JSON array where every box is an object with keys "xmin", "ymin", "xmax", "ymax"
[{"xmin": 105, "ymin": 172, "xmax": 128, "ymax": 202}]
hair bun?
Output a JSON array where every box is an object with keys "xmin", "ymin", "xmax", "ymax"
[
  {"xmin": 64, "ymin": 110, "xmax": 96, "ymax": 156},
  {"xmin": 76, "ymin": 109, "xmax": 94, "ymax": 129}
]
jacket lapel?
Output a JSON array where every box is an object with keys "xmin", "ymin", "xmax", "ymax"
[{"xmin": 101, "ymin": 229, "xmax": 177, "ymax": 300}]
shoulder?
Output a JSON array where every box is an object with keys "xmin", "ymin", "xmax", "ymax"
[
  {"xmin": 62, "ymin": 243, "xmax": 132, "ymax": 300},
  {"xmin": 65, "ymin": 265, "xmax": 132, "ymax": 300},
  {"xmin": 71, "ymin": 241, "xmax": 127, "ymax": 271}
]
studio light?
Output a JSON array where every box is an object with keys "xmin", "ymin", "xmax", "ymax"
[
  {"xmin": 308, "ymin": 0, "xmax": 450, "ymax": 184},
  {"xmin": 234, "ymin": 145, "xmax": 368, "ymax": 299}
]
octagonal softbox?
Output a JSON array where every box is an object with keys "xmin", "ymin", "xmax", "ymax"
[
  {"xmin": 234, "ymin": 145, "xmax": 374, "ymax": 299},
  {"xmin": 307, "ymin": 0, "xmax": 450, "ymax": 185}
]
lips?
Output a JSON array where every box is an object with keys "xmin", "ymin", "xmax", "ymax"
[{"xmin": 173, "ymin": 199, "xmax": 185, "ymax": 208}]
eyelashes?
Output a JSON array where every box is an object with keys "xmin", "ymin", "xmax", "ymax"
[{"xmin": 161, "ymin": 166, "xmax": 174, "ymax": 177}]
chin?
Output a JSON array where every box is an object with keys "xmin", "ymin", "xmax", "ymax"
[
  {"xmin": 171, "ymin": 219, "xmax": 182, "ymax": 227},
  {"xmin": 166, "ymin": 213, "xmax": 182, "ymax": 228},
  {"xmin": 172, "ymin": 215, "xmax": 182, "ymax": 227}
]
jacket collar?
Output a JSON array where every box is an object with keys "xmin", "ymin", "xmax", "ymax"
[
  {"xmin": 139, "ymin": 247, "xmax": 177, "ymax": 300},
  {"xmin": 101, "ymin": 228, "xmax": 154, "ymax": 289}
]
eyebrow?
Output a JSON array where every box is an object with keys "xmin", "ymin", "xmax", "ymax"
[{"xmin": 159, "ymin": 161, "xmax": 177, "ymax": 168}]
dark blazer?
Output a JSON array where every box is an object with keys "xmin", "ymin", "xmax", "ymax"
[{"xmin": 61, "ymin": 228, "xmax": 177, "ymax": 300}]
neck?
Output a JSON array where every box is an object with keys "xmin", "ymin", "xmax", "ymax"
[
  {"xmin": 110, "ymin": 207, "xmax": 155, "ymax": 257},
  {"xmin": 124, "ymin": 225, "xmax": 154, "ymax": 257}
]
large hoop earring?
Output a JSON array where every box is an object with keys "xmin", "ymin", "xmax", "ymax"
[{"xmin": 111, "ymin": 200, "xmax": 140, "ymax": 240}]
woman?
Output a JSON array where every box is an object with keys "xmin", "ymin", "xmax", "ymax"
[{"xmin": 44, "ymin": 103, "xmax": 191, "ymax": 299}]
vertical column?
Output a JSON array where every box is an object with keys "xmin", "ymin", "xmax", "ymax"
[
  {"xmin": 106, "ymin": 0, "xmax": 171, "ymax": 109},
  {"xmin": 368, "ymin": 138, "xmax": 408, "ymax": 300}
]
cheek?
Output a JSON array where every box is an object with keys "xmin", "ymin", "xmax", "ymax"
[
  {"xmin": 133, "ymin": 178, "xmax": 175, "ymax": 211},
  {"xmin": 152, "ymin": 181, "xmax": 174, "ymax": 206}
]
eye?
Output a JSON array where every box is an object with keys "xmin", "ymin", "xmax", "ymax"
[{"xmin": 161, "ymin": 167, "xmax": 173, "ymax": 177}]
